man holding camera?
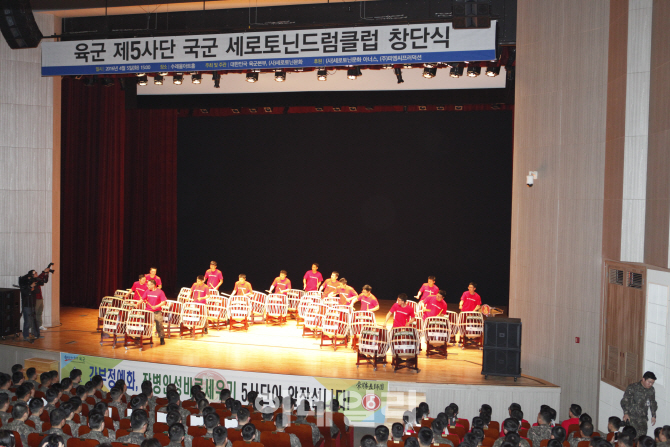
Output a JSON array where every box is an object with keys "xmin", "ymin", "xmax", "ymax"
[
  {"xmin": 31, "ymin": 263, "xmax": 54, "ymax": 331},
  {"xmin": 20, "ymin": 278, "xmax": 40, "ymax": 342}
]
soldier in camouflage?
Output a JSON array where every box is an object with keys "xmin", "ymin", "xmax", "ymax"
[
  {"xmin": 44, "ymin": 408, "xmax": 72, "ymax": 442},
  {"xmin": 28, "ymin": 398, "xmax": 45, "ymax": 433},
  {"xmin": 0, "ymin": 394, "xmax": 11, "ymax": 425},
  {"xmin": 3, "ymin": 402, "xmax": 37, "ymax": 446},
  {"xmin": 167, "ymin": 423, "xmax": 187, "ymax": 447},
  {"xmin": 116, "ymin": 409, "xmax": 149, "ymax": 446},
  {"xmin": 80, "ymin": 412, "xmax": 114, "ymax": 443},
  {"xmin": 213, "ymin": 426, "xmax": 233, "ymax": 447},
  {"xmin": 274, "ymin": 414, "xmax": 302, "ymax": 447},
  {"xmin": 621, "ymin": 371, "xmax": 658, "ymax": 437},
  {"xmin": 527, "ymin": 410, "xmax": 553, "ymax": 447},
  {"xmin": 568, "ymin": 422, "xmax": 593, "ymax": 447},
  {"xmin": 492, "ymin": 419, "xmax": 530, "ymax": 447},
  {"xmin": 295, "ymin": 401, "xmax": 324, "ymax": 447},
  {"xmin": 166, "ymin": 410, "xmax": 193, "ymax": 447}
]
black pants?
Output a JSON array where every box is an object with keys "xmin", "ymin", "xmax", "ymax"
[{"xmin": 23, "ymin": 306, "xmax": 40, "ymax": 339}]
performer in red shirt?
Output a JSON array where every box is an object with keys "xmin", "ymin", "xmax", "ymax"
[
  {"xmin": 459, "ymin": 282, "xmax": 481, "ymax": 312},
  {"xmin": 141, "ymin": 279, "xmax": 167, "ymax": 345},
  {"xmin": 232, "ymin": 274, "xmax": 253, "ymax": 296},
  {"xmin": 385, "ymin": 294, "xmax": 416, "ymax": 328},
  {"xmin": 321, "ymin": 272, "xmax": 340, "ymax": 296},
  {"xmin": 303, "ymin": 264, "xmax": 323, "ymax": 291},
  {"xmin": 351, "ymin": 285, "xmax": 379, "ymax": 312},
  {"xmin": 191, "ymin": 276, "xmax": 209, "ymax": 304},
  {"xmin": 145, "ymin": 267, "xmax": 162, "ymax": 289},
  {"xmin": 130, "ymin": 275, "xmax": 148, "ymax": 301},
  {"xmin": 416, "ymin": 276, "xmax": 438, "ymax": 302},
  {"xmin": 205, "ymin": 261, "xmax": 223, "ymax": 291},
  {"xmin": 269, "ymin": 270, "xmax": 291, "ymax": 294},
  {"xmin": 421, "ymin": 290, "xmax": 448, "ymax": 319},
  {"xmin": 337, "ymin": 278, "xmax": 358, "ymax": 306}
]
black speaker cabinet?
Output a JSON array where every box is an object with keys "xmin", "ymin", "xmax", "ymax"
[
  {"xmin": 0, "ymin": 0, "xmax": 43, "ymax": 49},
  {"xmin": 482, "ymin": 318, "xmax": 521, "ymax": 380},
  {"xmin": 0, "ymin": 288, "xmax": 21, "ymax": 339}
]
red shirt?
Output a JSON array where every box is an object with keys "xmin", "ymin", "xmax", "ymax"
[
  {"xmin": 131, "ymin": 281, "xmax": 148, "ymax": 300},
  {"xmin": 35, "ymin": 272, "xmax": 49, "ymax": 300},
  {"xmin": 142, "ymin": 289, "xmax": 167, "ymax": 311},
  {"xmin": 423, "ymin": 295, "xmax": 448, "ymax": 318},
  {"xmin": 205, "ymin": 269, "xmax": 223, "ymax": 289},
  {"xmin": 561, "ymin": 417, "xmax": 579, "ymax": 432},
  {"xmin": 191, "ymin": 283, "xmax": 209, "ymax": 304},
  {"xmin": 322, "ymin": 279, "xmax": 340, "ymax": 295},
  {"xmin": 460, "ymin": 291, "xmax": 481, "ymax": 311},
  {"xmin": 359, "ymin": 293, "xmax": 379, "ymax": 311},
  {"xmin": 418, "ymin": 283, "xmax": 439, "ymax": 302},
  {"xmin": 145, "ymin": 274, "xmax": 162, "ymax": 288},
  {"xmin": 338, "ymin": 286, "xmax": 357, "ymax": 305},
  {"xmin": 303, "ymin": 271, "xmax": 323, "ymax": 291},
  {"xmin": 234, "ymin": 281, "xmax": 252, "ymax": 295},
  {"xmin": 390, "ymin": 303, "xmax": 415, "ymax": 327},
  {"xmin": 271, "ymin": 277, "xmax": 291, "ymax": 294}
]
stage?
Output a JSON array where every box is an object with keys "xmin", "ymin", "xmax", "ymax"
[{"xmin": 0, "ymin": 303, "xmax": 560, "ymax": 425}]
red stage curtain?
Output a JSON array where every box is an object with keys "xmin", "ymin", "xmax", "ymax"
[{"xmin": 61, "ymin": 78, "xmax": 177, "ymax": 307}]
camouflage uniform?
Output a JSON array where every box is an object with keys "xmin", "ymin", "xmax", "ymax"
[
  {"xmin": 28, "ymin": 414, "xmax": 44, "ymax": 432},
  {"xmin": 44, "ymin": 427, "xmax": 71, "ymax": 442},
  {"xmin": 433, "ymin": 437, "xmax": 456, "ymax": 447},
  {"xmin": 116, "ymin": 431, "xmax": 148, "ymax": 445},
  {"xmin": 27, "ymin": 380, "xmax": 41, "ymax": 390},
  {"xmin": 44, "ymin": 403, "xmax": 57, "ymax": 414},
  {"xmin": 492, "ymin": 437, "xmax": 530, "ymax": 447},
  {"xmin": 569, "ymin": 436, "xmax": 591, "ymax": 447},
  {"xmin": 109, "ymin": 400, "xmax": 128, "ymax": 417},
  {"xmin": 621, "ymin": 381, "xmax": 658, "ymax": 437},
  {"xmin": 3, "ymin": 420, "xmax": 37, "ymax": 446},
  {"xmin": 0, "ymin": 411, "xmax": 11, "ymax": 425},
  {"xmin": 184, "ymin": 433, "xmax": 194, "ymax": 447},
  {"xmin": 80, "ymin": 430, "xmax": 114, "ymax": 443},
  {"xmin": 294, "ymin": 420, "xmax": 322, "ymax": 447},
  {"xmin": 527, "ymin": 425, "xmax": 552, "ymax": 447},
  {"xmin": 66, "ymin": 419, "xmax": 81, "ymax": 437},
  {"xmin": 157, "ymin": 406, "xmax": 191, "ymax": 422},
  {"xmin": 167, "ymin": 442, "xmax": 184, "ymax": 447}
]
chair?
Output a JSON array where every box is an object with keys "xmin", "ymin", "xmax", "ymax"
[
  {"xmin": 119, "ymin": 419, "xmax": 131, "ymax": 430},
  {"xmin": 177, "ymin": 287, "xmax": 193, "ymax": 304},
  {"xmin": 266, "ymin": 294, "xmax": 288, "ymax": 326},
  {"xmin": 249, "ymin": 291, "xmax": 268, "ymax": 324},
  {"xmin": 286, "ymin": 289, "xmax": 304, "ymax": 320},
  {"xmin": 207, "ymin": 296, "xmax": 228, "ymax": 330},
  {"xmin": 539, "ymin": 441, "xmax": 569, "ymax": 447},
  {"xmin": 163, "ymin": 300, "xmax": 184, "ymax": 338},
  {"xmin": 488, "ymin": 422, "xmax": 500, "ymax": 432},
  {"xmin": 605, "ymin": 433, "xmax": 615, "ymax": 442},
  {"xmin": 153, "ymin": 433, "xmax": 170, "ymax": 446},
  {"xmin": 321, "ymin": 305, "xmax": 351, "ymax": 350},
  {"xmin": 577, "ymin": 442, "xmax": 591, "ymax": 447},
  {"xmin": 303, "ymin": 302, "xmax": 327, "ymax": 338},
  {"xmin": 458, "ymin": 311, "xmax": 484, "ymax": 350},
  {"xmin": 423, "ymin": 316, "xmax": 451, "ymax": 358},
  {"xmin": 518, "ymin": 428, "xmax": 529, "ymax": 438},
  {"xmin": 331, "ymin": 413, "xmax": 352, "ymax": 447},
  {"xmin": 193, "ymin": 438, "xmax": 214, "ymax": 447},
  {"xmin": 27, "ymin": 433, "xmax": 43, "ymax": 447},
  {"xmin": 98, "ymin": 296, "xmax": 123, "ymax": 331},
  {"xmin": 356, "ymin": 325, "xmax": 389, "ymax": 370},
  {"xmin": 445, "ymin": 434, "xmax": 460, "ymax": 446},
  {"xmin": 389, "ymin": 327, "xmax": 420, "ymax": 373},
  {"xmin": 387, "ymin": 441, "xmax": 404, "ymax": 447},
  {"xmin": 447, "ymin": 426, "xmax": 465, "ymax": 441},
  {"xmin": 286, "ymin": 424, "xmax": 315, "ymax": 447},
  {"xmin": 100, "ymin": 306, "xmax": 125, "ymax": 348},
  {"xmin": 521, "ymin": 421, "xmax": 531, "ymax": 430},
  {"xmin": 228, "ymin": 295, "xmax": 251, "ymax": 331},
  {"xmin": 566, "ymin": 424, "xmax": 579, "ymax": 437},
  {"xmin": 350, "ymin": 311, "xmax": 376, "ymax": 350},
  {"xmin": 261, "ymin": 431, "xmax": 293, "ymax": 447},
  {"xmin": 67, "ymin": 439, "xmax": 100, "ymax": 447},
  {"xmin": 124, "ymin": 309, "xmax": 155, "ymax": 351},
  {"xmin": 188, "ymin": 426, "xmax": 207, "ymax": 436},
  {"xmin": 483, "ymin": 428, "xmax": 499, "ymax": 439},
  {"xmin": 232, "ymin": 442, "xmax": 264, "ymax": 447},
  {"xmin": 180, "ymin": 302, "xmax": 208, "ymax": 338}
]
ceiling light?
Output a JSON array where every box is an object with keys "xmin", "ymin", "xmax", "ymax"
[
  {"xmin": 486, "ymin": 63, "xmax": 500, "ymax": 77},
  {"xmin": 137, "ymin": 75, "xmax": 148, "ymax": 86},
  {"xmin": 191, "ymin": 73, "xmax": 202, "ymax": 84},
  {"xmin": 450, "ymin": 65, "xmax": 464, "ymax": 78},
  {"xmin": 274, "ymin": 70, "xmax": 286, "ymax": 82},
  {"xmin": 173, "ymin": 73, "xmax": 183, "ymax": 85},
  {"xmin": 154, "ymin": 75, "xmax": 164, "ymax": 85},
  {"xmin": 467, "ymin": 63, "xmax": 481, "ymax": 77},
  {"xmin": 246, "ymin": 72, "xmax": 259, "ymax": 83},
  {"xmin": 347, "ymin": 67, "xmax": 362, "ymax": 80},
  {"xmin": 383, "ymin": 64, "xmax": 393, "ymax": 69},
  {"xmin": 423, "ymin": 67, "xmax": 437, "ymax": 78},
  {"xmin": 317, "ymin": 69, "xmax": 328, "ymax": 81},
  {"xmin": 158, "ymin": 72, "xmax": 168, "ymax": 76}
]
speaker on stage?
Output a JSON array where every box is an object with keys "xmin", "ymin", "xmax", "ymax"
[
  {"xmin": 0, "ymin": 288, "xmax": 21, "ymax": 339},
  {"xmin": 0, "ymin": 0, "xmax": 43, "ymax": 49},
  {"xmin": 481, "ymin": 317, "xmax": 521, "ymax": 380}
]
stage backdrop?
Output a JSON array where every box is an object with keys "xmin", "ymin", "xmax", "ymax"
[{"xmin": 177, "ymin": 111, "xmax": 513, "ymax": 306}]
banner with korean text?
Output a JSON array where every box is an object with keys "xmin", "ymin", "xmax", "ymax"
[
  {"xmin": 60, "ymin": 352, "xmax": 388, "ymax": 424},
  {"xmin": 41, "ymin": 22, "xmax": 496, "ymax": 76}
]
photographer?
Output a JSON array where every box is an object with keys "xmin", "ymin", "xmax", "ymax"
[
  {"xmin": 24, "ymin": 263, "xmax": 54, "ymax": 332},
  {"xmin": 19, "ymin": 278, "xmax": 39, "ymax": 342}
]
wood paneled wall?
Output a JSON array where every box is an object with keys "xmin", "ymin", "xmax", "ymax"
[{"xmin": 509, "ymin": 0, "xmax": 610, "ymax": 420}]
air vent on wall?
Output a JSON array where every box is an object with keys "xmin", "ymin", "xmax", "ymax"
[
  {"xmin": 609, "ymin": 268, "xmax": 624, "ymax": 285},
  {"xmin": 607, "ymin": 345, "xmax": 619, "ymax": 372},
  {"xmin": 625, "ymin": 351, "xmax": 638, "ymax": 378},
  {"xmin": 627, "ymin": 272, "xmax": 643, "ymax": 289}
]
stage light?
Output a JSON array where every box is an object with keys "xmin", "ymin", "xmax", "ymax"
[
  {"xmin": 315, "ymin": 107, "xmax": 323, "ymax": 111},
  {"xmin": 83, "ymin": 77, "xmax": 97, "ymax": 87},
  {"xmin": 423, "ymin": 67, "xmax": 437, "ymax": 78},
  {"xmin": 419, "ymin": 106, "xmax": 427, "ymax": 111},
  {"xmin": 191, "ymin": 73, "xmax": 202, "ymax": 84},
  {"xmin": 317, "ymin": 69, "xmax": 328, "ymax": 81},
  {"xmin": 333, "ymin": 107, "xmax": 341, "ymax": 111},
  {"xmin": 404, "ymin": 64, "xmax": 412, "ymax": 69},
  {"xmin": 154, "ymin": 75, "xmax": 164, "ymax": 85},
  {"xmin": 136, "ymin": 73, "xmax": 145, "ymax": 77},
  {"xmin": 274, "ymin": 70, "xmax": 286, "ymax": 82},
  {"xmin": 101, "ymin": 78, "xmax": 114, "ymax": 87},
  {"xmin": 137, "ymin": 75, "xmax": 148, "ymax": 86},
  {"xmin": 159, "ymin": 72, "xmax": 168, "ymax": 76},
  {"xmin": 173, "ymin": 73, "xmax": 183, "ymax": 85},
  {"xmin": 264, "ymin": 107, "xmax": 272, "ymax": 112},
  {"xmin": 486, "ymin": 63, "xmax": 500, "ymax": 77},
  {"xmin": 349, "ymin": 106, "xmax": 357, "ymax": 111},
  {"xmin": 394, "ymin": 67, "xmax": 404, "ymax": 84},
  {"xmin": 246, "ymin": 72, "xmax": 259, "ymax": 83},
  {"xmin": 200, "ymin": 108, "xmax": 209, "ymax": 114},
  {"xmin": 450, "ymin": 64, "xmax": 464, "ymax": 78},
  {"xmin": 249, "ymin": 108, "xmax": 257, "ymax": 113},
  {"xmin": 212, "ymin": 72, "xmax": 221, "ymax": 88},
  {"xmin": 232, "ymin": 108, "xmax": 240, "ymax": 114},
  {"xmin": 424, "ymin": 63, "xmax": 436, "ymax": 68},
  {"xmin": 383, "ymin": 64, "xmax": 393, "ymax": 69},
  {"xmin": 347, "ymin": 66, "xmax": 362, "ymax": 80},
  {"xmin": 467, "ymin": 62, "xmax": 481, "ymax": 77}
]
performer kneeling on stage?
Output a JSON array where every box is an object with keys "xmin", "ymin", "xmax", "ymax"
[{"xmin": 141, "ymin": 280, "xmax": 168, "ymax": 345}]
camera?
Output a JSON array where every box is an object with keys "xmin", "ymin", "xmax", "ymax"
[{"xmin": 46, "ymin": 262, "xmax": 55, "ymax": 274}]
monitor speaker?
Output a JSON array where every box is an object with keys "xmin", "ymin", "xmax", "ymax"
[
  {"xmin": 0, "ymin": 288, "xmax": 21, "ymax": 338},
  {"xmin": 0, "ymin": 0, "xmax": 43, "ymax": 49},
  {"xmin": 482, "ymin": 317, "xmax": 522, "ymax": 380}
]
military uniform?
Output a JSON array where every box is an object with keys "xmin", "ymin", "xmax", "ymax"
[
  {"xmin": 167, "ymin": 441, "xmax": 184, "ymax": 447},
  {"xmin": 157, "ymin": 406, "xmax": 191, "ymax": 422},
  {"xmin": 27, "ymin": 380, "xmax": 41, "ymax": 390},
  {"xmin": 433, "ymin": 436, "xmax": 456, "ymax": 447},
  {"xmin": 81, "ymin": 430, "xmax": 114, "ymax": 443},
  {"xmin": 3, "ymin": 420, "xmax": 37, "ymax": 445},
  {"xmin": 0, "ymin": 410, "xmax": 11, "ymax": 425},
  {"xmin": 527, "ymin": 425, "xmax": 552, "ymax": 447},
  {"xmin": 568, "ymin": 436, "xmax": 590, "ymax": 447},
  {"xmin": 1, "ymin": 390, "xmax": 15, "ymax": 400},
  {"xmin": 294, "ymin": 420, "xmax": 323, "ymax": 447},
  {"xmin": 28, "ymin": 414, "xmax": 44, "ymax": 432},
  {"xmin": 109, "ymin": 400, "xmax": 128, "ymax": 417},
  {"xmin": 66, "ymin": 419, "xmax": 81, "ymax": 437},
  {"xmin": 116, "ymin": 431, "xmax": 147, "ymax": 445},
  {"xmin": 44, "ymin": 427, "xmax": 71, "ymax": 442},
  {"xmin": 492, "ymin": 437, "xmax": 530, "ymax": 447},
  {"xmin": 44, "ymin": 403, "xmax": 57, "ymax": 414},
  {"xmin": 621, "ymin": 381, "xmax": 658, "ymax": 437}
]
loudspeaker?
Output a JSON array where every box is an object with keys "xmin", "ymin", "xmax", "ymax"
[
  {"xmin": 0, "ymin": 0, "xmax": 43, "ymax": 49},
  {"xmin": 484, "ymin": 317, "xmax": 521, "ymax": 349},
  {"xmin": 482, "ymin": 318, "xmax": 522, "ymax": 379},
  {"xmin": 0, "ymin": 288, "xmax": 21, "ymax": 338},
  {"xmin": 451, "ymin": 0, "xmax": 492, "ymax": 29}
]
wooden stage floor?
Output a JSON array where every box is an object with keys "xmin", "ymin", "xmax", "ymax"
[{"xmin": 0, "ymin": 305, "xmax": 557, "ymax": 388}]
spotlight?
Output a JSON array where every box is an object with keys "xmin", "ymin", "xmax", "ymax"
[
  {"xmin": 101, "ymin": 78, "xmax": 114, "ymax": 87},
  {"xmin": 486, "ymin": 63, "xmax": 500, "ymax": 77},
  {"xmin": 317, "ymin": 69, "xmax": 328, "ymax": 81},
  {"xmin": 436, "ymin": 106, "xmax": 445, "ymax": 111},
  {"xmin": 173, "ymin": 73, "xmax": 183, "ymax": 85},
  {"xmin": 232, "ymin": 108, "xmax": 240, "ymax": 114},
  {"xmin": 424, "ymin": 63, "xmax": 436, "ymax": 68},
  {"xmin": 450, "ymin": 64, "xmax": 464, "ymax": 78},
  {"xmin": 418, "ymin": 106, "xmax": 427, "ymax": 111},
  {"xmin": 274, "ymin": 70, "xmax": 286, "ymax": 82},
  {"xmin": 249, "ymin": 108, "xmax": 257, "ymax": 113},
  {"xmin": 383, "ymin": 64, "xmax": 393, "ymax": 69},
  {"xmin": 333, "ymin": 107, "xmax": 341, "ymax": 112},
  {"xmin": 394, "ymin": 67, "xmax": 404, "ymax": 84},
  {"xmin": 264, "ymin": 107, "xmax": 273, "ymax": 112},
  {"xmin": 153, "ymin": 75, "xmax": 164, "ymax": 85},
  {"xmin": 349, "ymin": 106, "xmax": 357, "ymax": 111},
  {"xmin": 212, "ymin": 72, "xmax": 221, "ymax": 88},
  {"xmin": 422, "ymin": 67, "xmax": 437, "ymax": 78},
  {"xmin": 467, "ymin": 62, "xmax": 481, "ymax": 77},
  {"xmin": 404, "ymin": 64, "xmax": 412, "ymax": 69},
  {"xmin": 136, "ymin": 73, "xmax": 145, "ymax": 77},
  {"xmin": 200, "ymin": 108, "xmax": 209, "ymax": 114},
  {"xmin": 347, "ymin": 67, "xmax": 362, "ymax": 80},
  {"xmin": 315, "ymin": 107, "xmax": 323, "ymax": 111},
  {"xmin": 191, "ymin": 73, "xmax": 202, "ymax": 84},
  {"xmin": 137, "ymin": 75, "xmax": 148, "ymax": 86},
  {"xmin": 83, "ymin": 77, "xmax": 97, "ymax": 87},
  {"xmin": 158, "ymin": 72, "xmax": 168, "ymax": 76},
  {"xmin": 246, "ymin": 72, "xmax": 259, "ymax": 83}
]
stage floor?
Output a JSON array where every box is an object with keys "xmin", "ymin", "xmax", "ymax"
[{"xmin": 0, "ymin": 305, "xmax": 557, "ymax": 388}]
